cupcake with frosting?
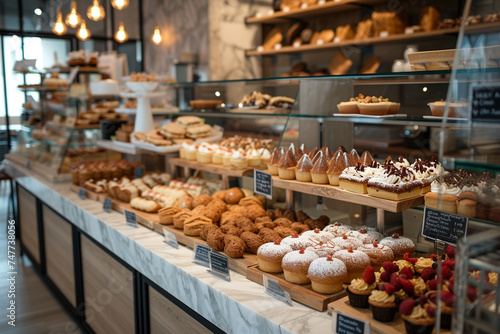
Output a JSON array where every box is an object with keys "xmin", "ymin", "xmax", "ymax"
[
  {"xmin": 347, "ymin": 266, "xmax": 377, "ymax": 308},
  {"xmin": 369, "ymin": 283, "xmax": 398, "ymax": 322}
]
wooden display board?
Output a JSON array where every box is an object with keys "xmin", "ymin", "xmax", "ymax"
[
  {"xmin": 70, "ymin": 184, "xmax": 257, "ymax": 275},
  {"xmin": 270, "ymin": 175, "xmax": 424, "ymax": 213},
  {"xmin": 169, "ymin": 158, "xmax": 258, "ymax": 177},
  {"xmin": 246, "ymin": 264, "xmax": 346, "ymax": 311}
]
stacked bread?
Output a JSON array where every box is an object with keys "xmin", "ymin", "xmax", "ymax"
[{"xmin": 71, "ymin": 160, "xmax": 143, "ymax": 186}]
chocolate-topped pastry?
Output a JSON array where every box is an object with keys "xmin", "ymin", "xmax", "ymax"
[
  {"xmin": 277, "ymin": 147, "xmax": 298, "ymax": 180},
  {"xmin": 300, "ymin": 143, "xmax": 309, "ymax": 155},
  {"xmin": 267, "ymin": 147, "xmax": 284, "ymax": 175},
  {"xmin": 328, "ymin": 152, "xmax": 355, "ymax": 186},
  {"xmin": 358, "ymin": 151, "xmax": 374, "ymax": 166},
  {"xmin": 308, "ymin": 146, "xmax": 320, "ymax": 160},
  {"xmin": 311, "ymin": 150, "xmax": 323, "ymax": 165},
  {"xmin": 295, "ymin": 154, "xmax": 313, "ymax": 182},
  {"xmin": 348, "ymin": 149, "xmax": 360, "ymax": 164},
  {"xmin": 383, "ymin": 156, "xmax": 394, "ymax": 166},
  {"xmin": 321, "ymin": 145, "xmax": 333, "ymax": 161},
  {"xmin": 293, "ymin": 143, "xmax": 304, "ymax": 159},
  {"xmin": 311, "ymin": 151, "xmax": 329, "ymax": 184}
]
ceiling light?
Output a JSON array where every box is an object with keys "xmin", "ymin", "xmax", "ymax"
[
  {"xmin": 87, "ymin": 0, "xmax": 105, "ymax": 21},
  {"xmin": 65, "ymin": 1, "xmax": 82, "ymax": 28},
  {"xmin": 34, "ymin": 8, "xmax": 42, "ymax": 16},
  {"xmin": 52, "ymin": 10, "xmax": 67, "ymax": 35},
  {"xmin": 111, "ymin": 0, "xmax": 129, "ymax": 10},
  {"xmin": 151, "ymin": 25, "xmax": 162, "ymax": 45},
  {"xmin": 76, "ymin": 20, "xmax": 91, "ymax": 41},
  {"xmin": 114, "ymin": 22, "xmax": 129, "ymax": 43}
]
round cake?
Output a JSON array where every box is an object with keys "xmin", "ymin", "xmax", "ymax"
[
  {"xmin": 379, "ymin": 233, "xmax": 415, "ymax": 259},
  {"xmin": 331, "ymin": 235, "xmax": 363, "ymax": 250},
  {"xmin": 301, "ymin": 228, "xmax": 334, "ymax": 243},
  {"xmin": 281, "ymin": 233, "xmax": 316, "ymax": 251},
  {"xmin": 281, "ymin": 248, "xmax": 319, "ymax": 284},
  {"xmin": 354, "ymin": 229, "xmax": 377, "ymax": 244},
  {"xmin": 307, "ymin": 257, "xmax": 347, "ymax": 294},
  {"xmin": 323, "ymin": 222, "xmax": 352, "ymax": 237},
  {"xmin": 257, "ymin": 241, "xmax": 293, "ymax": 273},
  {"xmin": 305, "ymin": 242, "xmax": 340, "ymax": 258},
  {"xmin": 358, "ymin": 241, "xmax": 394, "ymax": 271},
  {"xmin": 333, "ymin": 247, "xmax": 371, "ymax": 283}
]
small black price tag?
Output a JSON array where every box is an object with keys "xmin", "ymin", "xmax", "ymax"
[
  {"xmin": 263, "ymin": 275, "xmax": 292, "ymax": 306},
  {"xmin": 422, "ymin": 207, "xmax": 468, "ymax": 246},
  {"xmin": 208, "ymin": 251, "xmax": 230, "ymax": 281},
  {"xmin": 78, "ymin": 188, "xmax": 86, "ymax": 200},
  {"xmin": 26, "ymin": 160, "xmax": 31, "ymax": 170},
  {"xmin": 124, "ymin": 210, "xmax": 138, "ymax": 228},
  {"xmin": 333, "ymin": 311, "xmax": 368, "ymax": 334},
  {"xmin": 193, "ymin": 243, "xmax": 211, "ymax": 267},
  {"xmin": 254, "ymin": 169, "xmax": 272, "ymax": 199},
  {"xmin": 103, "ymin": 198, "xmax": 112, "ymax": 213},
  {"xmin": 471, "ymin": 84, "xmax": 500, "ymax": 121},
  {"xmin": 134, "ymin": 166, "xmax": 144, "ymax": 179},
  {"xmin": 162, "ymin": 228, "xmax": 179, "ymax": 249}
]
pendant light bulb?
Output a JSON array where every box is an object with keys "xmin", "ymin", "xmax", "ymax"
[
  {"xmin": 76, "ymin": 20, "xmax": 91, "ymax": 41},
  {"xmin": 111, "ymin": 0, "xmax": 129, "ymax": 10},
  {"xmin": 114, "ymin": 22, "xmax": 129, "ymax": 43},
  {"xmin": 65, "ymin": 1, "xmax": 82, "ymax": 28},
  {"xmin": 52, "ymin": 10, "xmax": 67, "ymax": 35},
  {"xmin": 87, "ymin": 0, "xmax": 106, "ymax": 21},
  {"xmin": 151, "ymin": 26, "xmax": 162, "ymax": 45}
]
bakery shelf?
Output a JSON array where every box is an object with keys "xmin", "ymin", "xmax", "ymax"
[
  {"xmin": 270, "ymin": 175, "xmax": 424, "ymax": 213},
  {"xmin": 97, "ymin": 140, "xmax": 138, "ymax": 155},
  {"xmin": 245, "ymin": 0, "xmax": 387, "ymax": 24},
  {"xmin": 18, "ymin": 86, "xmax": 69, "ymax": 92},
  {"xmin": 246, "ymin": 27, "xmax": 461, "ymax": 56},
  {"xmin": 169, "ymin": 158, "xmax": 257, "ymax": 177}
]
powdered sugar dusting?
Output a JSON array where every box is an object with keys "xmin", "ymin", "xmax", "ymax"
[
  {"xmin": 305, "ymin": 244, "xmax": 341, "ymax": 258},
  {"xmin": 333, "ymin": 249, "xmax": 371, "ymax": 269},
  {"xmin": 308, "ymin": 257, "xmax": 347, "ymax": 279},
  {"xmin": 331, "ymin": 236, "xmax": 363, "ymax": 250},
  {"xmin": 281, "ymin": 236, "xmax": 316, "ymax": 251},
  {"xmin": 301, "ymin": 230, "xmax": 334, "ymax": 243},
  {"xmin": 379, "ymin": 235, "xmax": 414, "ymax": 252},
  {"xmin": 323, "ymin": 224, "xmax": 352, "ymax": 237},
  {"xmin": 282, "ymin": 250, "xmax": 319, "ymax": 269},
  {"xmin": 257, "ymin": 242, "xmax": 293, "ymax": 258}
]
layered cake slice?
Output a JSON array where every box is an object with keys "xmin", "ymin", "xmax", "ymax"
[{"xmin": 367, "ymin": 165, "xmax": 423, "ymax": 200}]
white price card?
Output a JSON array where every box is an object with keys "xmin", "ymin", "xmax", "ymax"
[
  {"xmin": 332, "ymin": 310, "xmax": 370, "ymax": 334},
  {"xmin": 263, "ymin": 275, "xmax": 292, "ymax": 306},
  {"xmin": 162, "ymin": 228, "xmax": 179, "ymax": 249}
]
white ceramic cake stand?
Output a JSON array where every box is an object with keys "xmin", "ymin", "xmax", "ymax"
[{"xmin": 120, "ymin": 91, "xmax": 165, "ymax": 133}]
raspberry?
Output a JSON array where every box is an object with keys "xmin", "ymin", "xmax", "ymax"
[
  {"xmin": 404, "ymin": 252, "xmax": 418, "ymax": 265},
  {"xmin": 449, "ymin": 276, "xmax": 455, "ymax": 285},
  {"xmin": 400, "ymin": 277, "xmax": 415, "ymax": 295},
  {"xmin": 274, "ymin": 240, "xmax": 281, "ymax": 245},
  {"xmin": 441, "ymin": 291, "xmax": 454, "ymax": 306},
  {"xmin": 392, "ymin": 233, "xmax": 400, "ymax": 239},
  {"xmin": 347, "ymin": 246, "xmax": 353, "ymax": 253},
  {"xmin": 427, "ymin": 279, "xmax": 438, "ymax": 291},
  {"xmin": 291, "ymin": 233, "xmax": 299, "ymax": 238},
  {"xmin": 380, "ymin": 270, "xmax": 391, "ymax": 282},
  {"xmin": 362, "ymin": 266, "xmax": 375, "ymax": 284},
  {"xmin": 446, "ymin": 281, "xmax": 454, "ymax": 293},
  {"xmin": 373, "ymin": 241, "xmax": 378, "ymax": 247},
  {"xmin": 446, "ymin": 245, "xmax": 455, "ymax": 259},
  {"xmin": 399, "ymin": 298, "xmax": 415, "ymax": 315},
  {"xmin": 443, "ymin": 259, "xmax": 455, "ymax": 270},
  {"xmin": 384, "ymin": 283, "xmax": 396, "ymax": 295},
  {"xmin": 420, "ymin": 267, "xmax": 436, "ymax": 282},
  {"xmin": 378, "ymin": 283, "xmax": 385, "ymax": 291},
  {"xmin": 400, "ymin": 267, "xmax": 414, "ymax": 279},
  {"xmin": 390, "ymin": 273, "xmax": 402, "ymax": 291},
  {"xmin": 417, "ymin": 294, "xmax": 427, "ymax": 306},
  {"xmin": 432, "ymin": 263, "xmax": 438, "ymax": 270},
  {"xmin": 425, "ymin": 304, "xmax": 436, "ymax": 318},
  {"xmin": 441, "ymin": 266, "xmax": 452, "ymax": 280},
  {"xmin": 382, "ymin": 261, "xmax": 398, "ymax": 273},
  {"xmin": 429, "ymin": 254, "xmax": 439, "ymax": 261}
]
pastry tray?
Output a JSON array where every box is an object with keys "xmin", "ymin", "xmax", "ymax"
[
  {"xmin": 423, "ymin": 116, "xmax": 467, "ymax": 121},
  {"xmin": 333, "ymin": 114, "xmax": 408, "ymax": 118},
  {"xmin": 131, "ymin": 129, "xmax": 223, "ymax": 153}
]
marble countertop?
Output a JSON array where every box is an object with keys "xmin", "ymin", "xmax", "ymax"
[{"xmin": 6, "ymin": 162, "xmax": 333, "ymax": 334}]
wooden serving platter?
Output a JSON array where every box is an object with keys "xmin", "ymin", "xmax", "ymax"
[
  {"xmin": 169, "ymin": 158, "xmax": 257, "ymax": 177},
  {"xmin": 69, "ymin": 184, "xmax": 258, "ymax": 275},
  {"xmin": 246, "ymin": 264, "xmax": 346, "ymax": 311},
  {"xmin": 270, "ymin": 175, "xmax": 424, "ymax": 213},
  {"xmin": 328, "ymin": 297, "xmax": 450, "ymax": 334}
]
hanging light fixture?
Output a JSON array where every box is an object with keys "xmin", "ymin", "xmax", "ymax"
[
  {"xmin": 87, "ymin": 0, "xmax": 105, "ymax": 21},
  {"xmin": 65, "ymin": 1, "xmax": 82, "ymax": 28},
  {"xmin": 76, "ymin": 20, "xmax": 91, "ymax": 40},
  {"xmin": 114, "ymin": 22, "xmax": 129, "ymax": 43},
  {"xmin": 151, "ymin": 25, "xmax": 162, "ymax": 45},
  {"xmin": 111, "ymin": 0, "xmax": 129, "ymax": 10},
  {"xmin": 52, "ymin": 7, "xmax": 67, "ymax": 35}
]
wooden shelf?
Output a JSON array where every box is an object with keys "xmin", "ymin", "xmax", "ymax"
[
  {"xmin": 271, "ymin": 175, "xmax": 423, "ymax": 213},
  {"xmin": 246, "ymin": 27, "xmax": 460, "ymax": 56},
  {"xmin": 169, "ymin": 158, "xmax": 258, "ymax": 177},
  {"xmin": 245, "ymin": 0, "xmax": 387, "ymax": 24}
]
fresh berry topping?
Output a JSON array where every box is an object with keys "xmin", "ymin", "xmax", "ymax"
[
  {"xmin": 441, "ymin": 266, "xmax": 452, "ymax": 280},
  {"xmin": 417, "ymin": 294, "xmax": 428, "ymax": 306},
  {"xmin": 378, "ymin": 283, "xmax": 386, "ymax": 291},
  {"xmin": 400, "ymin": 278, "xmax": 415, "ymax": 295},
  {"xmin": 359, "ymin": 229, "xmax": 367, "ymax": 234},
  {"xmin": 432, "ymin": 263, "xmax": 438, "ymax": 270},
  {"xmin": 362, "ymin": 266, "xmax": 375, "ymax": 284},
  {"xmin": 299, "ymin": 248, "xmax": 305, "ymax": 254},
  {"xmin": 373, "ymin": 241, "xmax": 378, "ymax": 247},
  {"xmin": 392, "ymin": 233, "xmax": 400, "ymax": 239},
  {"xmin": 291, "ymin": 233, "xmax": 299, "ymax": 238},
  {"xmin": 441, "ymin": 291, "xmax": 454, "ymax": 306},
  {"xmin": 427, "ymin": 279, "xmax": 438, "ymax": 291},
  {"xmin": 382, "ymin": 261, "xmax": 399, "ymax": 273},
  {"xmin": 466, "ymin": 285, "xmax": 477, "ymax": 302},
  {"xmin": 446, "ymin": 245, "xmax": 455, "ymax": 259},
  {"xmin": 390, "ymin": 273, "xmax": 402, "ymax": 291},
  {"xmin": 333, "ymin": 222, "xmax": 341, "ymax": 226},
  {"xmin": 443, "ymin": 259, "xmax": 455, "ymax": 270},
  {"xmin": 429, "ymin": 254, "xmax": 439, "ymax": 261},
  {"xmin": 274, "ymin": 240, "xmax": 281, "ymax": 245},
  {"xmin": 400, "ymin": 267, "xmax": 414, "ymax": 279},
  {"xmin": 384, "ymin": 283, "xmax": 396, "ymax": 295},
  {"xmin": 399, "ymin": 299, "xmax": 415, "ymax": 315},
  {"xmin": 403, "ymin": 252, "xmax": 418, "ymax": 265},
  {"xmin": 380, "ymin": 270, "xmax": 391, "ymax": 282},
  {"xmin": 446, "ymin": 281, "xmax": 454, "ymax": 293},
  {"xmin": 314, "ymin": 228, "xmax": 320, "ymax": 233},
  {"xmin": 420, "ymin": 267, "xmax": 436, "ymax": 282},
  {"xmin": 449, "ymin": 276, "xmax": 455, "ymax": 285},
  {"xmin": 347, "ymin": 246, "xmax": 353, "ymax": 253},
  {"xmin": 326, "ymin": 256, "xmax": 333, "ymax": 261},
  {"xmin": 342, "ymin": 234, "xmax": 348, "ymax": 239},
  {"xmin": 425, "ymin": 304, "xmax": 436, "ymax": 318}
]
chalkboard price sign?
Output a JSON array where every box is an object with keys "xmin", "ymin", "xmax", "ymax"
[
  {"xmin": 209, "ymin": 251, "xmax": 231, "ymax": 281},
  {"xmin": 471, "ymin": 84, "xmax": 500, "ymax": 121},
  {"xmin": 254, "ymin": 170, "xmax": 272, "ymax": 199},
  {"xmin": 422, "ymin": 207, "xmax": 468, "ymax": 246},
  {"xmin": 125, "ymin": 210, "xmax": 138, "ymax": 228},
  {"xmin": 333, "ymin": 311, "xmax": 369, "ymax": 334}
]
